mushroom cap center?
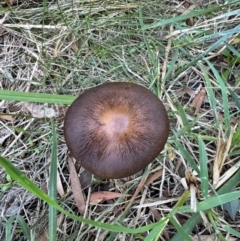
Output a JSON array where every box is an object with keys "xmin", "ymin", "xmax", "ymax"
[{"xmin": 100, "ymin": 109, "xmax": 130, "ymax": 138}]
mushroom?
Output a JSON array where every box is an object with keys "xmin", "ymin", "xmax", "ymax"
[{"xmin": 64, "ymin": 82, "xmax": 169, "ymax": 179}]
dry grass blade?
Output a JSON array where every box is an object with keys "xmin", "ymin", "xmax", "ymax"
[
  {"xmin": 213, "ymin": 127, "xmax": 235, "ymax": 187},
  {"xmin": 215, "ymin": 161, "xmax": 240, "ymax": 190},
  {"xmin": 121, "ymin": 166, "xmax": 151, "ymax": 217},
  {"xmin": 185, "ymin": 170, "xmax": 199, "ymax": 212},
  {"xmin": 36, "ymin": 230, "xmax": 48, "ymax": 241},
  {"xmin": 56, "ymin": 171, "xmax": 65, "ymax": 198}
]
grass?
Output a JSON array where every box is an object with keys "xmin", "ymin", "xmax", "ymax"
[{"xmin": 0, "ymin": 0, "xmax": 240, "ymax": 240}]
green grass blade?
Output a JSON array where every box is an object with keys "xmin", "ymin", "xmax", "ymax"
[
  {"xmin": 198, "ymin": 137, "xmax": 209, "ymax": 200},
  {"xmin": 177, "ymin": 103, "xmax": 189, "ymax": 127},
  {"xmin": 0, "ymin": 155, "xmax": 157, "ymax": 234},
  {"xmin": 6, "ymin": 215, "xmax": 31, "ymax": 241},
  {"xmin": 229, "ymin": 89, "xmax": 240, "ymax": 110},
  {"xmin": 208, "ymin": 212, "xmax": 227, "ymax": 241},
  {"xmin": 174, "ymin": 30, "xmax": 236, "ymax": 78},
  {"xmin": 171, "ymin": 155, "xmax": 240, "ymax": 241},
  {"xmin": 217, "ymin": 169, "xmax": 240, "ymax": 195},
  {"xmin": 179, "ymin": 191, "xmax": 240, "ymax": 213},
  {"xmin": 232, "ymin": 126, "xmax": 240, "ymax": 147},
  {"xmin": 199, "ymin": 64, "xmax": 218, "ymax": 120},
  {"xmin": 170, "ymin": 213, "xmax": 202, "ymax": 241},
  {"xmin": 222, "ymin": 225, "xmax": 240, "ymax": 238},
  {"xmin": 0, "ymin": 90, "xmax": 75, "ymax": 105},
  {"xmin": 143, "ymin": 1, "xmax": 239, "ymax": 29},
  {"xmin": 169, "ymin": 216, "xmax": 193, "ymax": 241},
  {"xmin": 144, "ymin": 218, "xmax": 169, "ymax": 241},
  {"xmin": 139, "ymin": 7, "xmax": 156, "ymax": 69},
  {"xmin": 204, "ymin": 59, "xmax": 231, "ymax": 136},
  {"xmin": 49, "ymin": 119, "xmax": 58, "ymax": 241},
  {"xmin": 162, "ymin": 49, "xmax": 179, "ymax": 83},
  {"xmin": 174, "ymin": 142, "xmax": 200, "ymax": 175},
  {"xmin": 225, "ymin": 41, "xmax": 240, "ymax": 57}
]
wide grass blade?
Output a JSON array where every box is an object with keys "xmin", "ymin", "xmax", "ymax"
[
  {"xmin": 222, "ymin": 225, "xmax": 240, "ymax": 238},
  {"xmin": 144, "ymin": 218, "xmax": 169, "ymax": 241},
  {"xmin": 49, "ymin": 119, "xmax": 58, "ymax": 241},
  {"xmin": 169, "ymin": 216, "xmax": 193, "ymax": 241},
  {"xmin": 0, "ymin": 90, "xmax": 75, "ymax": 105},
  {"xmin": 179, "ymin": 191, "xmax": 240, "ymax": 213},
  {"xmin": 170, "ymin": 213, "xmax": 202, "ymax": 241}
]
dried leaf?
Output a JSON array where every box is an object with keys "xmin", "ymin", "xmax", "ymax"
[
  {"xmin": 0, "ymin": 114, "xmax": 13, "ymax": 121},
  {"xmin": 145, "ymin": 169, "xmax": 163, "ymax": 185},
  {"xmin": 184, "ymin": 1, "xmax": 195, "ymax": 25},
  {"xmin": 70, "ymin": 42, "xmax": 79, "ymax": 53},
  {"xmin": 174, "ymin": 159, "xmax": 183, "ymax": 174},
  {"xmin": 191, "ymin": 88, "xmax": 206, "ymax": 115},
  {"xmin": 186, "ymin": 17, "xmax": 194, "ymax": 26},
  {"xmin": 24, "ymin": 103, "xmax": 59, "ymax": 118},
  {"xmin": 183, "ymin": 86, "xmax": 195, "ymax": 96},
  {"xmin": 183, "ymin": 1, "xmax": 190, "ymax": 8},
  {"xmin": 68, "ymin": 158, "xmax": 85, "ymax": 215},
  {"xmin": 70, "ymin": 34, "xmax": 79, "ymax": 53},
  {"xmin": 90, "ymin": 191, "xmax": 124, "ymax": 204},
  {"xmin": 149, "ymin": 206, "xmax": 162, "ymax": 221}
]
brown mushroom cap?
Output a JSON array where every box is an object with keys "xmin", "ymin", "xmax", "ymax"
[{"xmin": 64, "ymin": 82, "xmax": 169, "ymax": 179}]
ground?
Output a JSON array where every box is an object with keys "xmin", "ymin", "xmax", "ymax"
[{"xmin": 0, "ymin": 0, "xmax": 240, "ymax": 240}]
